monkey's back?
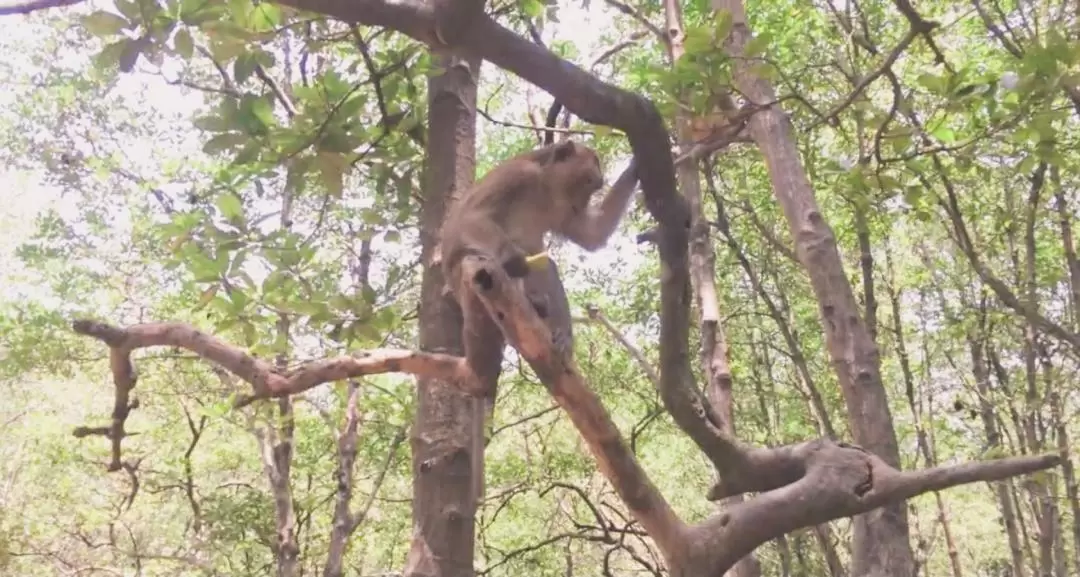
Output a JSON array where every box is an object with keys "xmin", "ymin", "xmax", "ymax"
[{"xmin": 446, "ymin": 156, "xmax": 558, "ymax": 251}]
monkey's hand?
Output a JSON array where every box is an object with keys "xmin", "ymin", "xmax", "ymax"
[{"xmin": 525, "ymin": 252, "xmax": 551, "ymax": 272}]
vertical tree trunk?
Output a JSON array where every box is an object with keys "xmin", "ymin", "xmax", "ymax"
[
  {"xmin": 267, "ymin": 186, "xmax": 300, "ymax": 577},
  {"xmin": 1049, "ymin": 167, "xmax": 1080, "ymax": 569},
  {"xmin": 712, "ymin": 2, "xmax": 914, "ymax": 575},
  {"xmin": 404, "ymin": 53, "xmax": 482, "ymax": 577},
  {"xmin": 1019, "ymin": 165, "xmax": 1057, "ymax": 577},
  {"xmin": 889, "ymin": 280, "xmax": 961, "ymax": 577},
  {"xmin": 970, "ymin": 330, "xmax": 1027, "ymax": 577}
]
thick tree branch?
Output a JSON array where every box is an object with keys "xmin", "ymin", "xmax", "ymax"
[
  {"xmin": 691, "ymin": 440, "xmax": 1059, "ymax": 573},
  {"xmin": 457, "ymin": 255, "xmax": 689, "ymax": 560}
]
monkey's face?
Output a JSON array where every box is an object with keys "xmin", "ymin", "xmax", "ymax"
[{"xmin": 549, "ymin": 141, "xmax": 604, "ymax": 201}]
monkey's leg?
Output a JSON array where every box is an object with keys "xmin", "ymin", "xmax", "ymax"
[
  {"xmin": 461, "ymin": 292, "xmax": 506, "ymax": 405},
  {"xmin": 523, "ymin": 259, "xmax": 574, "ymax": 358}
]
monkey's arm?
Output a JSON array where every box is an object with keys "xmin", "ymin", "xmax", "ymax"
[{"xmin": 560, "ymin": 158, "xmax": 639, "ymax": 251}]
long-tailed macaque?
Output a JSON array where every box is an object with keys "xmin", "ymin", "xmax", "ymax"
[{"xmin": 438, "ymin": 138, "xmax": 640, "ymax": 404}]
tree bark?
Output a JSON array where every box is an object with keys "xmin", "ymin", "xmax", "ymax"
[
  {"xmin": 712, "ymin": 2, "xmax": 914, "ymax": 575},
  {"xmin": 404, "ymin": 53, "xmax": 483, "ymax": 577}
]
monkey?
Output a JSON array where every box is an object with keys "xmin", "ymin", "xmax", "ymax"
[
  {"xmin": 437, "ymin": 138, "xmax": 640, "ymax": 406},
  {"xmin": 438, "ymin": 138, "xmax": 639, "ymax": 507}
]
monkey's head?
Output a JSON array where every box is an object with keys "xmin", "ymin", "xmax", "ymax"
[{"xmin": 540, "ymin": 140, "xmax": 604, "ymax": 210}]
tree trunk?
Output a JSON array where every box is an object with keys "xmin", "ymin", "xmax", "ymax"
[
  {"xmin": 1049, "ymin": 167, "xmax": 1080, "ymax": 569},
  {"xmin": 713, "ymin": 2, "xmax": 914, "ymax": 575},
  {"xmin": 971, "ymin": 333, "xmax": 1027, "ymax": 577},
  {"xmin": 404, "ymin": 53, "xmax": 483, "ymax": 577}
]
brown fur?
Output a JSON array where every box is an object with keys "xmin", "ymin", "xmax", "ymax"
[{"xmin": 439, "ymin": 139, "xmax": 638, "ymax": 404}]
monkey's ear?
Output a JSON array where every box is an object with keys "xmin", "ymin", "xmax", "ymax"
[{"xmin": 552, "ymin": 140, "xmax": 576, "ymax": 162}]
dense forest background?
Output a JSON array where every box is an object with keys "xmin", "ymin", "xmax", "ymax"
[{"xmin": 0, "ymin": 0, "xmax": 1078, "ymax": 576}]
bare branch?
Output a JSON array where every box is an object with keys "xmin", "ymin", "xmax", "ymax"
[
  {"xmin": 578, "ymin": 305, "xmax": 660, "ymax": 388},
  {"xmin": 71, "ymin": 318, "xmax": 477, "ymax": 412},
  {"xmin": 601, "ymin": 0, "xmax": 665, "ymax": 41}
]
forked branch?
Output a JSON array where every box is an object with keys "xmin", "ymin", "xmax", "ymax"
[{"xmin": 69, "ymin": 318, "xmax": 475, "ymax": 469}]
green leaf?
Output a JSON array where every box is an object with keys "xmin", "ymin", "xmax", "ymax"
[
  {"xmin": 521, "ymin": 0, "xmax": 544, "ymax": 19},
  {"xmin": 203, "ymin": 132, "xmax": 247, "ymax": 154},
  {"xmin": 174, "ymin": 28, "xmax": 194, "ymax": 59},
  {"xmin": 193, "ymin": 285, "xmax": 220, "ymax": 311},
  {"xmin": 207, "ymin": 36, "xmax": 246, "ymax": 63},
  {"xmin": 713, "ymin": 10, "xmax": 733, "ymax": 43},
  {"xmin": 215, "ymin": 192, "xmax": 244, "ymax": 220},
  {"xmin": 193, "ymin": 114, "xmax": 233, "ymax": 133},
  {"xmin": 931, "ymin": 125, "xmax": 956, "ymax": 143},
  {"xmin": 237, "ymin": 95, "xmax": 276, "ymax": 135},
  {"xmin": 683, "ymin": 25, "xmax": 711, "ymax": 55},
  {"xmin": 234, "ymin": 52, "xmax": 258, "ymax": 84},
  {"xmin": 82, "ymin": 11, "xmax": 129, "ymax": 37},
  {"xmin": 251, "ymin": 2, "xmax": 282, "ymax": 31},
  {"xmin": 114, "ymin": 0, "xmax": 140, "ymax": 20},
  {"xmin": 189, "ymin": 254, "xmax": 224, "ymax": 283},
  {"xmin": 338, "ymin": 93, "xmax": 368, "ymax": 120},
  {"xmin": 94, "ymin": 39, "xmax": 129, "ymax": 70},
  {"xmin": 232, "ymin": 142, "xmax": 262, "ymax": 165},
  {"xmin": 118, "ymin": 37, "xmax": 144, "ymax": 72},
  {"xmin": 916, "ymin": 73, "xmax": 947, "ymax": 94},
  {"xmin": 743, "ymin": 33, "xmax": 770, "ymax": 58}
]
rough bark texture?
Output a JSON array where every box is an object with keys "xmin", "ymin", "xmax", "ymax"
[
  {"xmin": 404, "ymin": 53, "xmax": 482, "ymax": 577},
  {"xmin": 712, "ymin": 1, "xmax": 914, "ymax": 575}
]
